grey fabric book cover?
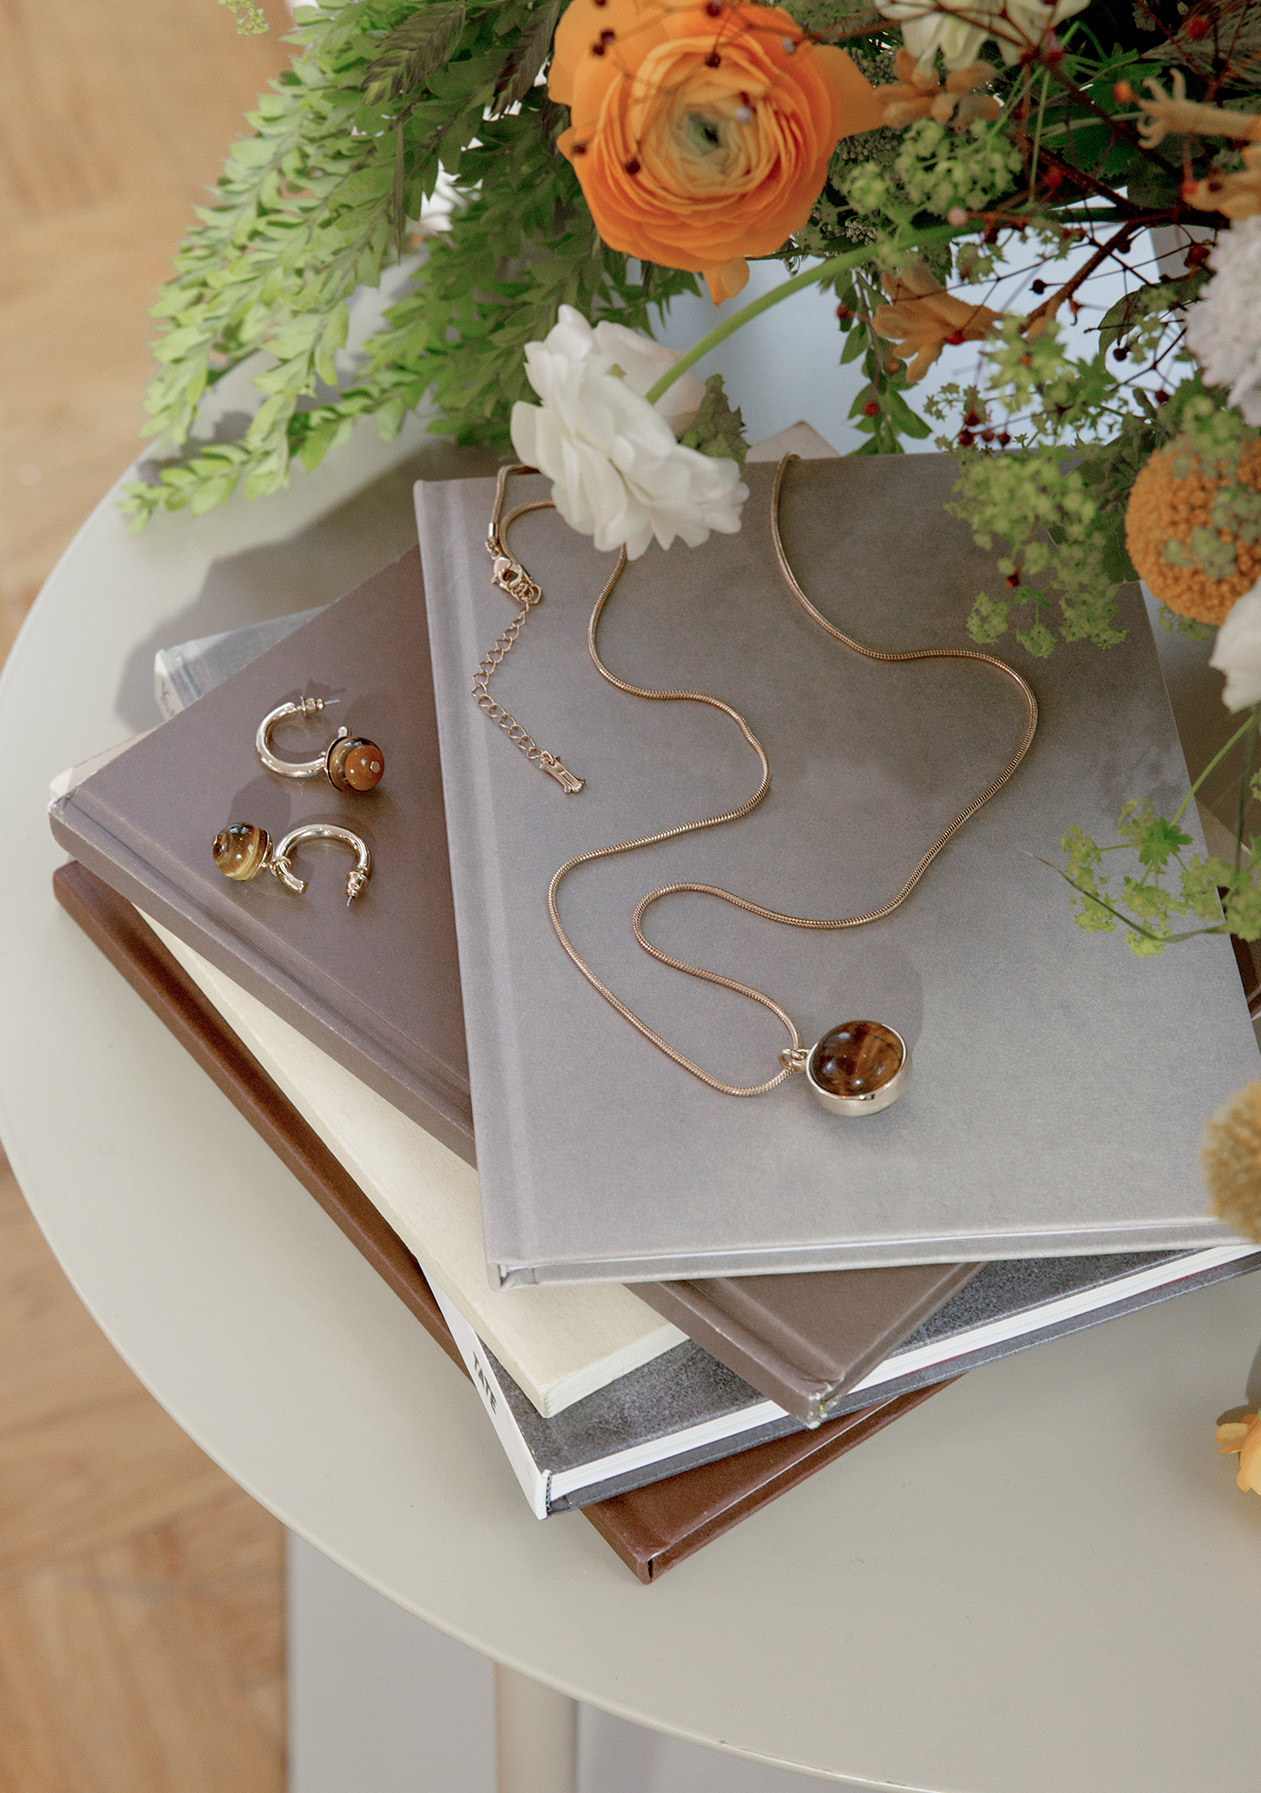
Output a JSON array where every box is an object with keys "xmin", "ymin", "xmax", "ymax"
[{"xmin": 417, "ymin": 454, "xmax": 1260, "ymax": 1285}]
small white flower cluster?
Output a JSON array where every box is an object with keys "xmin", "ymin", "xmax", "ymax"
[
  {"xmin": 874, "ymin": 0, "xmax": 1090, "ymax": 74},
  {"xmin": 1186, "ymin": 218, "xmax": 1261, "ymax": 429},
  {"xmin": 509, "ymin": 308, "xmax": 748, "ymax": 560}
]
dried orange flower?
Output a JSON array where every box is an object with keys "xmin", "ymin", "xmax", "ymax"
[
  {"xmin": 1136, "ymin": 74, "xmax": 1261, "ymax": 220},
  {"xmin": 1216, "ymin": 1413, "xmax": 1261, "ymax": 1494},
  {"xmin": 549, "ymin": 0, "xmax": 884, "ymax": 303},
  {"xmin": 1124, "ymin": 437, "xmax": 1261, "ymax": 623},
  {"xmin": 873, "ymin": 48, "xmax": 1000, "ymax": 130},
  {"xmin": 871, "ymin": 261, "xmax": 1001, "ymax": 383},
  {"xmin": 1185, "ymin": 148, "xmax": 1261, "ymax": 224},
  {"xmin": 1203, "ymin": 1079, "xmax": 1261, "ymax": 1241},
  {"xmin": 1137, "ymin": 72, "xmax": 1261, "ymax": 151}
]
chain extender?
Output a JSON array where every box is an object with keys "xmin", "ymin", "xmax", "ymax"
[{"xmin": 474, "ymin": 468, "xmax": 585, "ymax": 795}]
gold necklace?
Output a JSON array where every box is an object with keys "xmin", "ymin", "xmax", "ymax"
[{"xmin": 479, "ymin": 456, "xmax": 1038, "ymax": 1115}]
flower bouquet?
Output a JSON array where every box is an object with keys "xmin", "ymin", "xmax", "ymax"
[{"xmin": 137, "ymin": 2, "xmax": 1261, "ymax": 1224}]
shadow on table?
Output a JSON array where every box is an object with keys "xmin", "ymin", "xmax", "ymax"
[{"xmin": 113, "ymin": 439, "xmax": 501, "ymax": 734}]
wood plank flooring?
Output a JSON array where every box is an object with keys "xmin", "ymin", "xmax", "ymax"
[{"xmin": 1, "ymin": 2, "xmax": 297, "ymax": 1785}]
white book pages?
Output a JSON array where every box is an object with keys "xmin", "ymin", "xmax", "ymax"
[
  {"xmin": 427, "ymin": 1280, "xmax": 550, "ymax": 1519},
  {"xmin": 144, "ymin": 917, "xmax": 684, "ymax": 1416}
]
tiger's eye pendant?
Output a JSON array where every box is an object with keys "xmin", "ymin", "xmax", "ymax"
[{"xmin": 805, "ymin": 1020, "xmax": 910, "ymax": 1116}]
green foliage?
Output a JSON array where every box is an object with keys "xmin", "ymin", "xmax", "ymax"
[
  {"xmin": 1056, "ymin": 713, "xmax": 1261, "ymax": 954},
  {"xmin": 679, "ymin": 375, "xmax": 748, "ymax": 467},
  {"xmin": 362, "ymin": 3, "xmax": 467, "ymax": 102},
  {"xmin": 220, "ymin": 0, "xmax": 269, "ymax": 33},
  {"xmin": 841, "ymin": 117, "xmax": 1022, "ymax": 235},
  {"xmin": 126, "ymin": 0, "xmax": 694, "ymax": 522}
]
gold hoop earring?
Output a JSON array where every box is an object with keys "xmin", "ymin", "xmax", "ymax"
[
  {"xmin": 212, "ymin": 821, "xmax": 372, "ymax": 905},
  {"xmin": 255, "ymin": 698, "xmax": 385, "ymax": 793}
]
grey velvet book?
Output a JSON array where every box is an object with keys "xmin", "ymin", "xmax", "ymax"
[{"xmin": 417, "ymin": 455, "xmax": 1261, "ymax": 1286}]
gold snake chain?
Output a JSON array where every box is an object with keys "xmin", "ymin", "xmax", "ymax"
[{"xmin": 485, "ymin": 455, "xmax": 1039, "ymax": 1098}]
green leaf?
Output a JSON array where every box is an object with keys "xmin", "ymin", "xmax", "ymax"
[
  {"xmin": 678, "ymin": 374, "xmax": 748, "ymax": 468},
  {"xmin": 489, "ymin": 0, "xmax": 561, "ymax": 117},
  {"xmin": 1133, "ymin": 814, "xmax": 1193, "ymax": 871},
  {"xmin": 364, "ymin": 4, "xmax": 467, "ymax": 106},
  {"xmin": 1014, "ymin": 622, "xmax": 1055, "ymax": 658}
]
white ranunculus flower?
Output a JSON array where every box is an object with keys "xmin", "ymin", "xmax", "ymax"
[
  {"xmin": 875, "ymin": 0, "xmax": 1091, "ymax": 72},
  {"xmin": 1210, "ymin": 575, "xmax": 1261, "ymax": 711},
  {"xmin": 509, "ymin": 306, "xmax": 748, "ymax": 560},
  {"xmin": 1186, "ymin": 218, "xmax": 1261, "ymax": 428}
]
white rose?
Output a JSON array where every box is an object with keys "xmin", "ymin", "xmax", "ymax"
[
  {"xmin": 1210, "ymin": 575, "xmax": 1261, "ymax": 711},
  {"xmin": 875, "ymin": 0, "xmax": 1091, "ymax": 72},
  {"xmin": 1186, "ymin": 218, "xmax": 1261, "ymax": 428},
  {"xmin": 509, "ymin": 306, "xmax": 748, "ymax": 560}
]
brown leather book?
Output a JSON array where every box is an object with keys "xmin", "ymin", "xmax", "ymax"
[
  {"xmin": 47, "ymin": 545, "xmax": 977, "ymax": 1425},
  {"xmin": 53, "ymin": 860, "xmax": 947, "ymax": 1582}
]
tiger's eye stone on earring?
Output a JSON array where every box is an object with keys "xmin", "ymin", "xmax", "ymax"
[
  {"xmin": 212, "ymin": 822, "xmax": 271, "ymax": 882},
  {"xmin": 326, "ymin": 735, "xmax": 385, "ymax": 793},
  {"xmin": 810, "ymin": 1021, "xmax": 904, "ymax": 1097}
]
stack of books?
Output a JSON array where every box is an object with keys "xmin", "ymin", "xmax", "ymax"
[{"xmin": 48, "ymin": 434, "xmax": 1261, "ymax": 1581}]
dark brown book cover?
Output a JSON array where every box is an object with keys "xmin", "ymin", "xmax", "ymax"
[
  {"xmin": 46, "ymin": 545, "xmax": 978, "ymax": 1424},
  {"xmin": 53, "ymin": 860, "xmax": 947, "ymax": 1582}
]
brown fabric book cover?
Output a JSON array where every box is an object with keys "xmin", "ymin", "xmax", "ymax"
[
  {"xmin": 46, "ymin": 546, "xmax": 979, "ymax": 1423},
  {"xmin": 53, "ymin": 860, "xmax": 947, "ymax": 1581}
]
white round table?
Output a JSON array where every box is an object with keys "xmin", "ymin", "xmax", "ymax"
[{"xmin": 5, "ymin": 415, "xmax": 1261, "ymax": 1793}]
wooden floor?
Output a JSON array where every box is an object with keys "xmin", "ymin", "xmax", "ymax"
[{"xmin": 1, "ymin": 2, "xmax": 296, "ymax": 1786}]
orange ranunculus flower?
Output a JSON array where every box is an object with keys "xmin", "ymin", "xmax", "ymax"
[{"xmin": 549, "ymin": 0, "xmax": 884, "ymax": 303}]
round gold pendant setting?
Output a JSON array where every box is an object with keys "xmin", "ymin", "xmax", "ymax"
[{"xmin": 805, "ymin": 1020, "xmax": 910, "ymax": 1116}]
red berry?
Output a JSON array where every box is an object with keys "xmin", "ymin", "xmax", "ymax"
[
  {"xmin": 625, "ymin": 158, "xmax": 640, "ymax": 174},
  {"xmin": 835, "ymin": 303, "xmax": 852, "ymax": 320},
  {"xmin": 1043, "ymin": 166, "xmax": 1064, "ymax": 190},
  {"xmin": 1113, "ymin": 79, "xmax": 1133, "ymax": 102},
  {"xmin": 705, "ymin": 49, "xmax": 721, "ymax": 65},
  {"xmin": 862, "ymin": 399, "xmax": 880, "ymax": 417},
  {"xmin": 1155, "ymin": 390, "xmax": 1171, "ymax": 405},
  {"xmin": 946, "ymin": 328, "xmax": 966, "ymax": 345},
  {"xmin": 1186, "ymin": 14, "xmax": 1210, "ymax": 37},
  {"xmin": 1005, "ymin": 571, "xmax": 1021, "ymax": 588},
  {"xmin": 997, "ymin": 431, "xmax": 1012, "ymax": 446}
]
